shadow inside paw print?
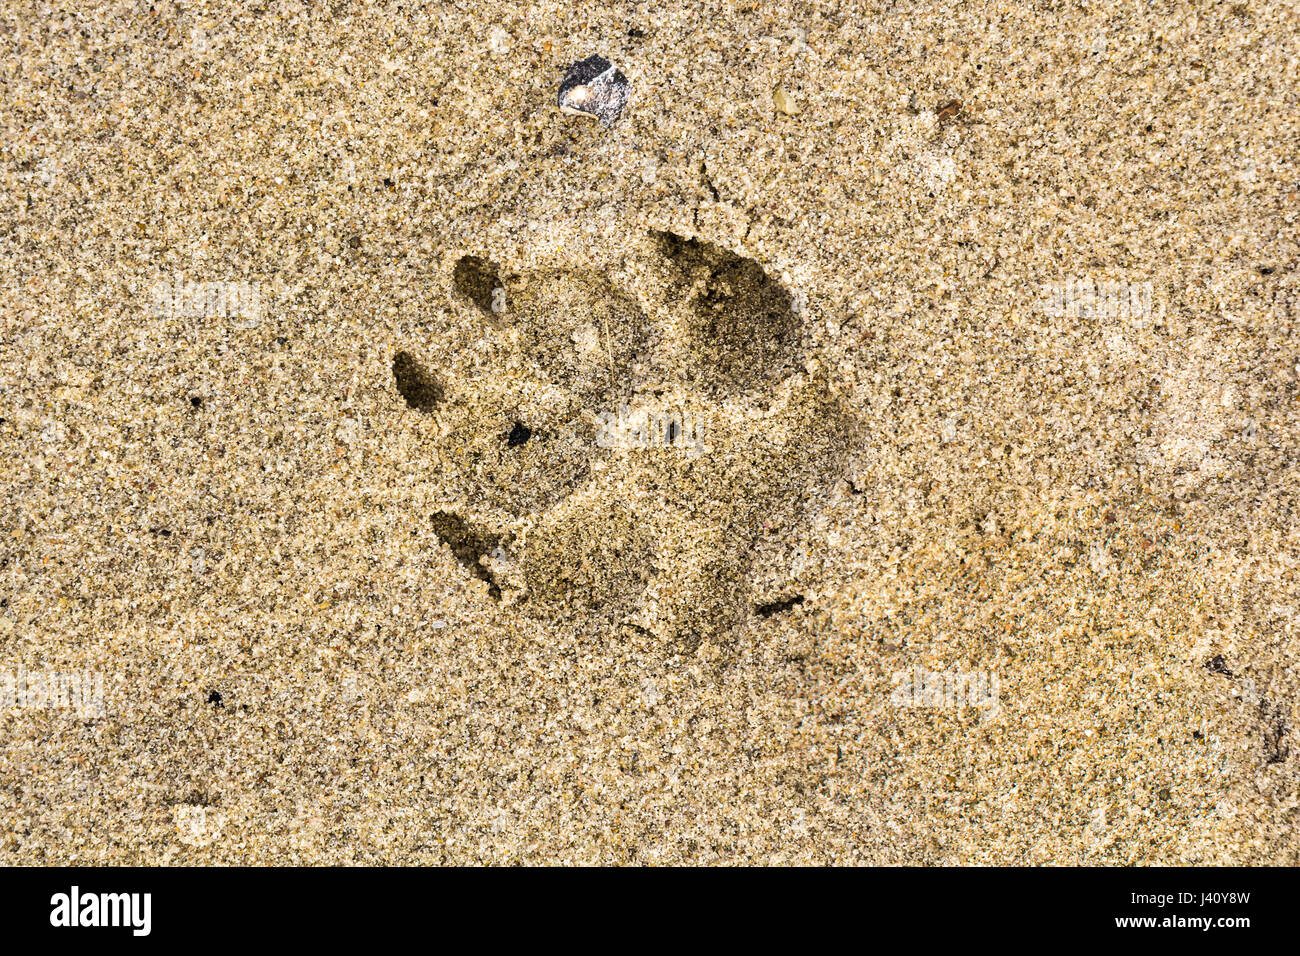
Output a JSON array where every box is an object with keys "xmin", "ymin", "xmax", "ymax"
[
  {"xmin": 651, "ymin": 231, "xmax": 804, "ymax": 397},
  {"xmin": 396, "ymin": 229, "xmax": 855, "ymax": 649}
]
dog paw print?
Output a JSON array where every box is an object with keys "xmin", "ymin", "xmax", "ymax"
[{"xmin": 394, "ymin": 228, "xmax": 855, "ymax": 648}]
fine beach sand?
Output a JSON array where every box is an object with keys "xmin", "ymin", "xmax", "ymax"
[{"xmin": 2, "ymin": 0, "xmax": 1297, "ymax": 863}]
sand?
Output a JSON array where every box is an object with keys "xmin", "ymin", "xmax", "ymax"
[{"xmin": 1, "ymin": 0, "xmax": 1297, "ymax": 864}]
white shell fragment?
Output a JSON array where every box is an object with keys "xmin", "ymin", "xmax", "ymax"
[{"xmin": 557, "ymin": 55, "xmax": 630, "ymax": 128}]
